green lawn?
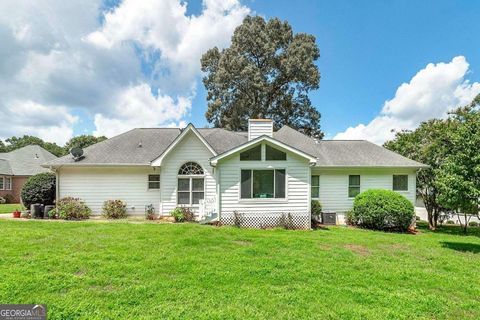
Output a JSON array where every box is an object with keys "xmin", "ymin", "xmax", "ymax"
[
  {"xmin": 0, "ymin": 221, "xmax": 479, "ymax": 319},
  {"xmin": 0, "ymin": 203, "xmax": 23, "ymax": 214}
]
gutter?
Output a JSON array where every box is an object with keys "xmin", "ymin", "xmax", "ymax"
[{"xmin": 42, "ymin": 163, "xmax": 151, "ymax": 168}]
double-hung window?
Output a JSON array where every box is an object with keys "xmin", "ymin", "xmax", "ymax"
[
  {"xmin": 311, "ymin": 175, "xmax": 320, "ymax": 198},
  {"xmin": 177, "ymin": 162, "xmax": 205, "ymax": 205},
  {"xmin": 0, "ymin": 177, "xmax": 3, "ymax": 190},
  {"xmin": 393, "ymin": 175, "xmax": 408, "ymax": 191},
  {"xmin": 148, "ymin": 175, "xmax": 160, "ymax": 189},
  {"xmin": 348, "ymin": 175, "xmax": 361, "ymax": 198},
  {"xmin": 4, "ymin": 177, "xmax": 11, "ymax": 190},
  {"xmin": 240, "ymin": 169, "xmax": 286, "ymax": 199}
]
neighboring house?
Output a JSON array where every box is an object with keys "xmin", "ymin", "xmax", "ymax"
[
  {"xmin": 43, "ymin": 119, "xmax": 427, "ymax": 228},
  {"xmin": 0, "ymin": 145, "xmax": 57, "ymax": 203}
]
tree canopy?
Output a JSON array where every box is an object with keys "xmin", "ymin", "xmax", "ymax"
[
  {"xmin": 436, "ymin": 96, "xmax": 480, "ymax": 232},
  {"xmin": 384, "ymin": 119, "xmax": 453, "ymax": 229},
  {"xmin": 384, "ymin": 93, "xmax": 480, "ymax": 231},
  {"xmin": 201, "ymin": 16, "xmax": 323, "ymax": 138},
  {"xmin": 0, "ymin": 135, "xmax": 65, "ymax": 157},
  {"xmin": 0, "ymin": 134, "xmax": 107, "ymax": 157},
  {"xmin": 64, "ymin": 135, "xmax": 107, "ymax": 152}
]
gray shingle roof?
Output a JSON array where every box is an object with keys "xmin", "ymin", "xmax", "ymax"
[
  {"xmin": 274, "ymin": 126, "xmax": 427, "ymax": 167},
  {"xmin": 0, "ymin": 145, "xmax": 57, "ymax": 175},
  {"xmin": 0, "ymin": 159, "xmax": 12, "ymax": 175},
  {"xmin": 44, "ymin": 125, "xmax": 426, "ymax": 168}
]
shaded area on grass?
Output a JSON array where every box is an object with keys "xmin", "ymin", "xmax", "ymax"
[
  {"xmin": 417, "ymin": 221, "xmax": 480, "ymax": 237},
  {"xmin": 441, "ymin": 241, "xmax": 480, "ymax": 254}
]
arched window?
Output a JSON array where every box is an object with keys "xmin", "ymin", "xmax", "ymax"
[
  {"xmin": 177, "ymin": 162, "xmax": 204, "ymax": 205},
  {"xmin": 178, "ymin": 162, "xmax": 204, "ymax": 175}
]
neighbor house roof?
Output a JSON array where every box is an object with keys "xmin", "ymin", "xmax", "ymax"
[
  {"xmin": 43, "ymin": 125, "xmax": 427, "ymax": 168},
  {"xmin": 0, "ymin": 145, "xmax": 57, "ymax": 175}
]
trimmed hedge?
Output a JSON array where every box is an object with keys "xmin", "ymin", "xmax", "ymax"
[
  {"xmin": 20, "ymin": 172, "xmax": 56, "ymax": 208},
  {"xmin": 351, "ymin": 189, "xmax": 414, "ymax": 232}
]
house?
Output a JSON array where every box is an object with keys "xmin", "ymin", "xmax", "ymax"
[
  {"xmin": 0, "ymin": 145, "xmax": 57, "ymax": 203},
  {"xmin": 43, "ymin": 119, "xmax": 427, "ymax": 228}
]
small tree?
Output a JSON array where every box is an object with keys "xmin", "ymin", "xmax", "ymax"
[
  {"xmin": 21, "ymin": 172, "xmax": 56, "ymax": 208},
  {"xmin": 437, "ymin": 95, "xmax": 480, "ymax": 234},
  {"xmin": 384, "ymin": 119, "xmax": 454, "ymax": 230}
]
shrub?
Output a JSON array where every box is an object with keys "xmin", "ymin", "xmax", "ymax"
[
  {"xmin": 468, "ymin": 221, "xmax": 478, "ymax": 227},
  {"xmin": 56, "ymin": 197, "xmax": 91, "ymax": 220},
  {"xmin": 102, "ymin": 200, "xmax": 127, "ymax": 219},
  {"xmin": 311, "ymin": 200, "xmax": 322, "ymax": 215},
  {"xmin": 145, "ymin": 204, "xmax": 156, "ymax": 220},
  {"xmin": 21, "ymin": 172, "xmax": 56, "ymax": 208},
  {"xmin": 170, "ymin": 207, "xmax": 195, "ymax": 222},
  {"xmin": 345, "ymin": 210, "xmax": 355, "ymax": 226},
  {"xmin": 0, "ymin": 197, "xmax": 5, "ymax": 204},
  {"xmin": 351, "ymin": 189, "xmax": 415, "ymax": 232},
  {"xmin": 3, "ymin": 194, "xmax": 14, "ymax": 204},
  {"xmin": 446, "ymin": 220, "xmax": 455, "ymax": 225}
]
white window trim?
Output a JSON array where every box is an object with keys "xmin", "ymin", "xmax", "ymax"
[
  {"xmin": 177, "ymin": 174, "xmax": 205, "ymax": 207},
  {"xmin": 348, "ymin": 175, "xmax": 361, "ymax": 199},
  {"xmin": 392, "ymin": 174, "xmax": 409, "ymax": 192},
  {"xmin": 5, "ymin": 177, "xmax": 12, "ymax": 191},
  {"xmin": 147, "ymin": 174, "xmax": 160, "ymax": 190},
  {"xmin": 238, "ymin": 168, "xmax": 288, "ymax": 202},
  {"xmin": 311, "ymin": 175, "xmax": 320, "ymax": 199},
  {"xmin": 0, "ymin": 176, "xmax": 4, "ymax": 190}
]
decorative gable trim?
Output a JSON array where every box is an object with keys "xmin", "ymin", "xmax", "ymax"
[
  {"xmin": 210, "ymin": 135, "xmax": 318, "ymax": 166},
  {"xmin": 151, "ymin": 124, "xmax": 217, "ymax": 166}
]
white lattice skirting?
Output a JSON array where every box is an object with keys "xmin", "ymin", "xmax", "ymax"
[{"xmin": 221, "ymin": 212, "xmax": 311, "ymax": 229}]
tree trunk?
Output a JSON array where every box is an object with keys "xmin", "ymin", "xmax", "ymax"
[{"xmin": 427, "ymin": 207, "xmax": 435, "ymax": 230}]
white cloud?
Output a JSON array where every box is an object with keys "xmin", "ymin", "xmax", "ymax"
[
  {"xmin": 0, "ymin": 0, "xmax": 250, "ymax": 144},
  {"xmin": 93, "ymin": 84, "xmax": 191, "ymax": 137},
  {"xmin": 0, "ymin": 100, "xmax": 78, "ymax": 145},
  {"xmin": 86, "ymin": 0, "xmax": 250, "ymax": 92},
  {"xmin": 334, "ymin": 56, "xmax": 480, "ymax": 144}
]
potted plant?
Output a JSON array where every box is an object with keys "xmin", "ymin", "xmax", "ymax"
[{"xmin": 12, "ymin": 210, "xmax": 21, "ymax": 218}]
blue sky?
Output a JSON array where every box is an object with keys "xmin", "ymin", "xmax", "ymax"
[
  {"xmin": 188, "ymin": 0, "xmax": 480, "ymax": 139},
  {"xmin": 0, "ymin": 0, "xmax": 478, "ymax": 145}
]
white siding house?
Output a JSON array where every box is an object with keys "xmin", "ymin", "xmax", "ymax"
[
  {"xmin": 45, "ymin": 119, "xmax": 427, "ymax": 228},
  {"xmin": 311, "ymin": 168, "xmax": 416, "ymax": 224},
  {"xmin": 157, "ymin": 130, "xmax": 217, "ymax": 215},
  {"xmin": 58, "ymin": 166, "xmax": 160, "ymax": 214},
  {"xmin": 217, "ymin": 142, "xmax": 312, "ymax": 227}
]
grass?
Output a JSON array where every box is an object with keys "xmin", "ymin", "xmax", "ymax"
[
  {"xmin": 0, "ymin": 220, "xmax": 479, "ymax": 319},
  {"xmin": 0, "ymin": 203, "xmax": 23, "ymax": 214}
]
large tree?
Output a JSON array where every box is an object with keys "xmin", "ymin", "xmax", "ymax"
[
  {"xmin": 201, "ymin": 16, "xmax": 323, "ymax": 138},
  {"xmin": 384, "ymin": 119, "xmax": 454, "ymax": 230},
  {"xmin": 64, "ymin": 135, "xmax": 107, "ymax": 153},
  {"xmin": 436, "ymin": 94, "xmax": 480, "ymax": 233}
]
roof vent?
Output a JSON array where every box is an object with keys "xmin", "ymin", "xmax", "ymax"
[
  {"xmin": 70, "ymin": 147, "xmax": 84, "ymax": 162},
  {"xmin": 138, "ymin": 141, "xmax": 142, "ymax": 148},
  {"xmin": 35, "ymin": 153, "xmax": 39, "ymax": 159}
]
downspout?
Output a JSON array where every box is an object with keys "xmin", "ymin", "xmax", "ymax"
[{"xmin": 51, "ymin": 166, "xmax": 60, "ymax": 208}]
